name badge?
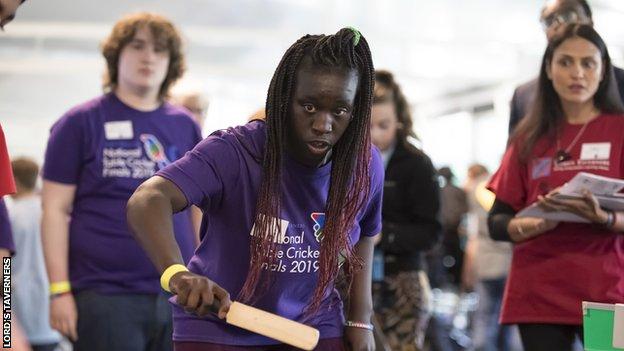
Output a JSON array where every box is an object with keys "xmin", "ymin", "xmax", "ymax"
[
  {"xmin": 580, "ymin": 142, "xmax": 611, "ymax": 160},
  {"xmin": 104, "ymin": 121, "xmax": 134, "ymax": 140}
]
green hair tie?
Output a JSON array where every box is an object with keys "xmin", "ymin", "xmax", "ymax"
[{"xmin": 346, "ymin": 26, "xmax": 361, "ymax": 46}]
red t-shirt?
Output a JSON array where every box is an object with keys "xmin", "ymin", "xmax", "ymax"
[
  {"xmin": 0, "ymin": 124, "xmax": 16, "ymax": 196},
  {"xmin": 488, "ymin": 114, "xmax": 624, "ymax": 325}
]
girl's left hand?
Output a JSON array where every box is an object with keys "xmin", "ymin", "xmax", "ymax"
[
  {"xmin": 344, "ymin": 327, "xmax": 374, "ymax": 351},
  {"xmin": 538, "ymin": 189, "xmax": 609, "ymax": 224}
]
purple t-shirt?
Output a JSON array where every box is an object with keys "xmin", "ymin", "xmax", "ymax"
[
  {"xmin": 157, "ymin": 120, "xmax": 384, "ymax": 345},
  {"xmin": 0, "ymin": 198, "xmax": 15, "ymax": 254},
  {"xmin": 43, "ymin": 93, "xmax": 202, "ymax": 294}
]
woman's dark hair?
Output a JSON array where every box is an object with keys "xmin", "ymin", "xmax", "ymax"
[
  {"xmin": 373, "ymin": 70, "xmax": 419, "ymax": 149},
  {"xmin": 239, "ymin": 28, "xmax": 375, "ymax": 314},
  {"xmin": 511, "ymin": 23, "xmax": 624, "ymax": 160}
]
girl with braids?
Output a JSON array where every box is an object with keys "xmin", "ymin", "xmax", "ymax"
[
  {"xmin": 127, "ymin": 27, "xmax": 383, "ymax": 351},
  {"xmin": 370, "ymin": 70, "xmax": 440, "ymax": 350},
  {"xmin": 488, "ymin": 24, "xmax": 624, "ymax": 350}
]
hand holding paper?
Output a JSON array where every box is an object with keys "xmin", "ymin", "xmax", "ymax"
[
  {"xmin": 517, "ymin": 172, "xmax": 624, "ymax": 223},
  {"xmin": 537, "ymin": 188, "xmax": 609, "ymax": 224}
]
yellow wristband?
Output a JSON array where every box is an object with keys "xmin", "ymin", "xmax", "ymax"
[
  {"xmin": 49, "ymin": 281, "xmax": 71, "ymax": 295},
  {"xmin": 160, "ymin": 264, "xmax": 189, "ymax": 292}
]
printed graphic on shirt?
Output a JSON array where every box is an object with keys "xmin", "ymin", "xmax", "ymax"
[
  {"xmin": 102, "ymin": 134, "xmax": 176, "ymax": 179},
  {"xmin": 255, "ymin": 213, "xmax": 326, "ymax": 274},
  {"xmin": 554, "ymin": 158, "xmax": 611, "ymax": 172},
  {"xmin": 250, "ymin": 215, "xmax": 290, "ymax": 244},
  {"xmin": 141, "ymin": 134, "xmax": 171, "ymax": 169},
  {"xmin": 532, "ymin": 157, "xmax": 552, "ymax": 179},
  {"xmin": 547, "ymin": 142, "xmax": 613, "ymax": 172},
  {"xmin": 311, "ymin": 212, "xmax": 325, "ymax": 243}
]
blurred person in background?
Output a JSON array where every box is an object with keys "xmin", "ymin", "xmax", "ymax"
[
  {"xmin": 489, "ymin": 24, "xmax": 624, "ymax": 350},
  {"xmin": 0, "ymin": 0, "xmax": 25, "ymax": 29},
  {"xmin": 41, "ymin": 12, "xmax": 202, "ymax": 350},
  {"xmin": 0, "ymin": 0, "xmax": 20, "ymax": 262},
  {"xmin": 0, "ymin": 198, "xmax": 31, "ymax": 351},
  {"xmin": 370, "ymin": 70, "xmax": 441, "ymax": 351},
  {"xmin": 172, "ymin": 90, "xmax": 209, "ymax": 131},
  {"xmin": 8, "ymin": 158, "xmax": 61, "ymax": 351},
  {"xmin": 0, "ymin": 125, "xmax": 15, "ymax": 253},
  {"xmin": 0, "ymin": 199, "xmax": 14, "ymax": 258},
  {"xmin": 437, "ymin": 166, "xmax": 468, "ymax": 289},
  {"xmin": 461, "ymin": 164, "xmax": 514, "ymax": 351},
  {"xmin": 248, "ymin": 108, "xmax": 266, "ymax": 122},
  {"xmin": 0, "ymin": 101, "xmax": 30, "ymax": 350},
  {"xmin": 508, "ymin": 0, "xmax": 624, "ymax": 135},
  {"xmin": 424, "ymin": 166, "xmax": 467, "ymax": 351}
]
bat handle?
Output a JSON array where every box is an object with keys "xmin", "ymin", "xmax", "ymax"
[{"xmin": 209, "ymin": 299, "xmax": 223, "ymax": 315}]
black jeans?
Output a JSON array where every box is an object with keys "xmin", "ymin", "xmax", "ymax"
[
  {"xmin": 518, "ymin": 323, "xmax": 583, "ymax": 351},
  {"xmin": 73, "ymin": 290, "xmax": 173, "ymax": 351},
  {"xmin": 32, "ymin": 344, "xmax": 58, "ymax": 351}
]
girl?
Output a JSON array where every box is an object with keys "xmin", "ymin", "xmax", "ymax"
[
  {"xmin": 127, "ymin": 28, "xmax": 383, "ymax": 351},
  {"xmin": 488, "ymin": 24, "xmax": 624, "ymax": 350},
  {"xmin": 369, "ymin": 70, "xmax": 440, "ymax": 350}
]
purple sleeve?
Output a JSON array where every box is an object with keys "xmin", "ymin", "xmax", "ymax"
[
  {"xmin": 42, "ymin": 113, "xmax": 85, "ymax": 184},
  {"xmin": 192, "ymin": 122, "xmax": 203, "ymax": 146},
  {"xmin": 0, "ymin": 198, "xmax": 15, "ymax": 254},
  {"xmin": 359, "ymin": 148, "xmax": 384, "ymax": 237},
  {"xmin": 157, "ymin": 136, "xmax": 240, "ymax": 210}
]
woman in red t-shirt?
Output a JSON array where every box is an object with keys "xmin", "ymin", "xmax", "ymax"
[{"xmin": 488, "ymin": 24, "xmax": 624, "ymax": 350}]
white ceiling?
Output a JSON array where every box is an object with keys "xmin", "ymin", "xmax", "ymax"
[{"xmin": 1, "ymin": 0, "xmax": 623, "ymax": 171}]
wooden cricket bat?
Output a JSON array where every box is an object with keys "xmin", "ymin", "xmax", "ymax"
[{"xmin": 225, "ymin": 301, "xmax": 320, "ymax": 350}]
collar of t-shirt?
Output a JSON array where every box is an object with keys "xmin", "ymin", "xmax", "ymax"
[
  {"xmin": 282, "ymin": 151, "xmax": 332, "ymax": 178},
  {"xmin": 109, "ymin": 92, "xmax": 166, "ymax": 116}
]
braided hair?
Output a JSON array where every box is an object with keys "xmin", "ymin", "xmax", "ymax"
[{"xmin": 238, "ymin": 27, "xmax": 375, "ymax": 314}]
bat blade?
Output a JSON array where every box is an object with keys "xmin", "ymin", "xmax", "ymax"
[{"xmin": 225, "ymin": 302, "xmax": 320, "ymax": 350}]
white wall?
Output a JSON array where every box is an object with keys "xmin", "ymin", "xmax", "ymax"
[{"xmin": 1, "ymin": 0, "xmax": 623, "ymax": 178}]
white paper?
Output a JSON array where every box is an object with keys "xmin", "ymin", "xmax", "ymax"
[
  {"xmin": 517, "ymin": 203, "xmax": 589, "ymax": 223},
  {"xmin": 559, "ymin": 172, "xmax": 624, "ymax": 197},
  {"xmin": 516, "ymin": 172, "xmax": 624, "ymax": 222}
]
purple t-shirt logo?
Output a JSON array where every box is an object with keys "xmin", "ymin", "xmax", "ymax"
[
  {"xmin": 140, "ymin": 134, "xmax": 171, "ymax": 170},
  {"xmin": 310, "ymin": 212, "xmax": 325, "ymax": 243},
  {"xmin": 310, "ymin": 212, "xmax": 347, "ymax": 266}
]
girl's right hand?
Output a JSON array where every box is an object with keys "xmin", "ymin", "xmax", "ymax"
[
  {"xmin": 169, "ymin": 271, "xmax": 232, "ymax": 318},
  {"xmin": 507, "ymin": 217, "xmax": 558, "ymax": 242},
  {"xmin": 50, "ymin": 293, "xmax": 78, "ymax": 341}
]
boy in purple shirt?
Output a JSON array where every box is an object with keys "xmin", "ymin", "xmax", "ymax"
[
  {"xmin": 128, "ymin": 28, "xmax": 382, "ymax": 350},
  {"xmin": 41, "ymin": 13, "xmax": 201, "ymax": 351}
]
